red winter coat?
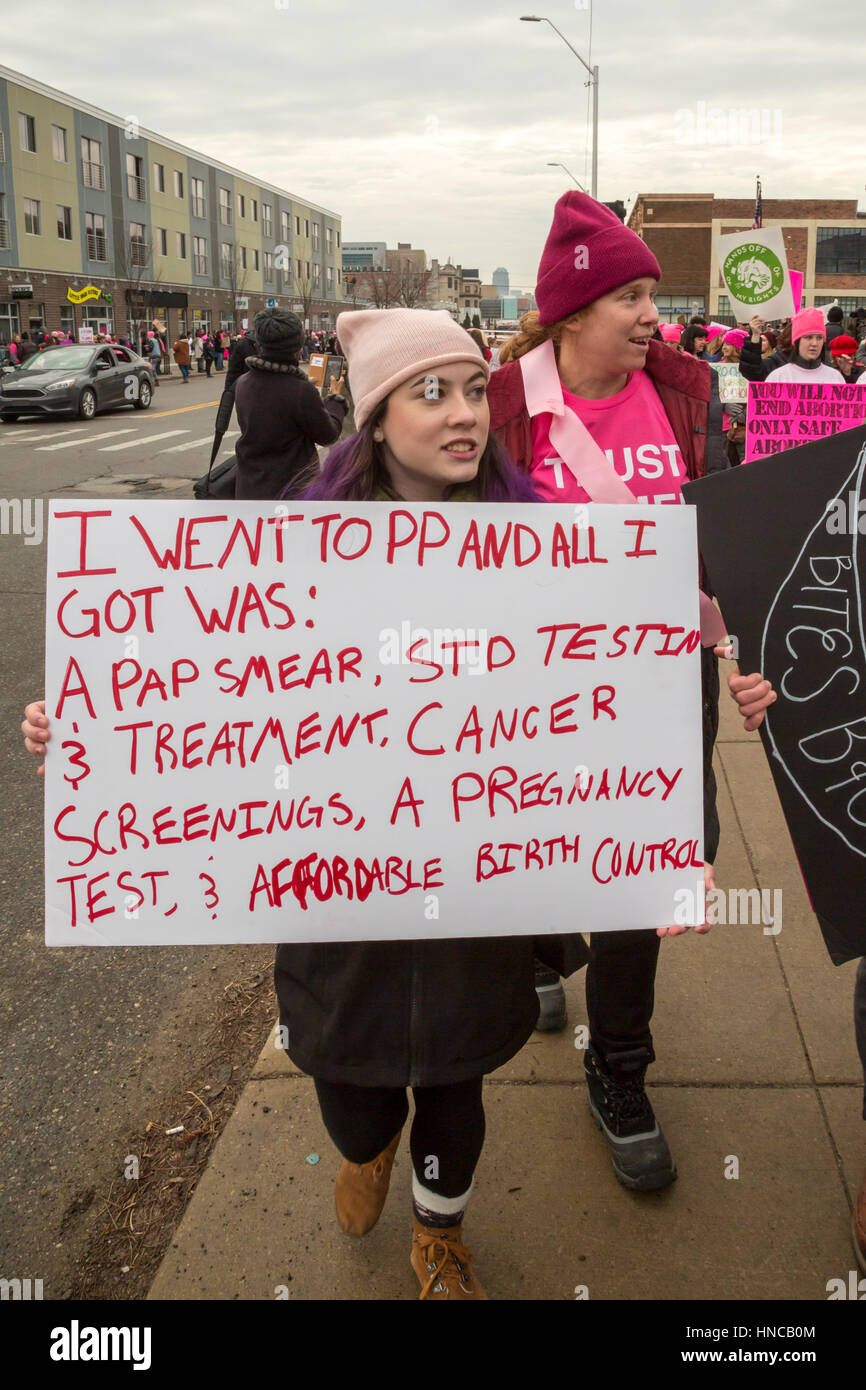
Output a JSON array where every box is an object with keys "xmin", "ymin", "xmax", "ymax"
[{"xmin": 487, "ymin": 338, "xmax": 722, "ymax": 487}]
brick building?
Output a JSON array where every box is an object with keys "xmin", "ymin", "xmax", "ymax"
[
  {"xmin": 628, "ymin": 194, "xmax": 866, "ymax": 323},
  {"xmin": 0, "ymin": 64, "xmax": 347, "ymax": 348}
]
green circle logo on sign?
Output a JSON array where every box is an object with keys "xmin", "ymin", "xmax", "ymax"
[{"xmin": 723, "ymin": 243, "xmax": 785, "ymax": 305}]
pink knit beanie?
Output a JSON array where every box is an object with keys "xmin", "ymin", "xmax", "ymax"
[
  {"xmin": 660, "ymin": 324, "xmax": 683, "ymax": 342},
  {"xmin": 535, "ymin": 192, "xmax": 661, "ymax": 326},
  {"xmin": 791, "ymin": 307, "xmax": 825, "ymax": 343},
  {"xmin": 335, "ymin": 309, "xmax": 489, "ymax": 427}
]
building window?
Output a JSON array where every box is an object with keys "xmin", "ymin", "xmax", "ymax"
[
  {"xmin": 251, "ymin": 199, "xmax": 258, "ymax": 222},
  {"xmin": 313, "ymin": 263, "xmax": 321, "ymax": 286},
  {"xmin": 262, "ymin": 204, "xmax": 273, "ymax": 237},
  {"xmin": 327, "ymin": 265, "xmax": 333, "ymax": 289},
  {"xmin": 240, "ymin": 245, "xmax": 247, "ymax": 270},
  {"xmin": 306, "ymin": 261, "xmax": 311, "ymax": 278},
  {"xmin": 296, "ymin": 259, "xmax": 302, "ymax": 279},
  {"xmin": 176, "ymin": 231, "xmax": 187, "ymax": 259},
  {"xmin": 264, "ymin": 251, "xmax": 273, "ymax": 282},
  {"xmin": 81, "ymin": 136, "xmax": 105, "ymax": 189},
  {"xmin": 129, "ymin": 222, "xmax": 148, "ymax": 266},
  {"xmin": 126, "ymin": 153, "xmax": 145, "ymax": 201},
  {"xmin": 153, "ymin": 162, "xmax": 165, "ymax": 192},
  {"xmin": 337, "ymin": 230, "xmax": 340, "ymax": 248},
  {"xmin": 654, "ymin": 294, "xmax": 704, "ymax": 321},
  {"xmin": 51, "ymin": 124, "xmax": 68, "ymax": 161},
  {"xmin": 281, "ymin": 210, "xmax": 291, "ymax": 241},
  {"xmin": 60, "ymin": 304, "xmax": 75, "ymax": 336},
  {"xmin": 815, "ymin": 295, "xmax": 866, "ymax": 316},
  {"xmin": 56, "ymin": 205, "xmax": 73, "ymax": 240},
  {"xmin": 295, "ymin": 215, "xmax": 301, "ymax": 236},
  {"xmin": 220, "ymin": 242, "xmax": 232, "ymax": 277},
  {"xmin": 305, "ymin": 218, "xmax": 310, "ymax": 238},
  {"xmin": 237, "ymin": 193, "xmax": 245, "ymax": 219},
  {"xmin": 23, "ymin": 198, "xmax": 40, "ymax": 235},
  {"xmin": 19, "ymin": 113, "xmax": 36, "ymax": 152},
  {"xmin": 154, "ymin": 227, "xmax": 166, "ymax": 256},
  {"xmin": 174, "ymin": 169, "xmax": 184, "ymax": 199},
  {"xmin": 86, "ymin": 212, "xmax": 107, "ymax": 261},
  {"xmin": 194, "ymin": 236, "xmax": 208, "ymax": 275},
  {"xmin": 191, "ymin": 177, "xmax": 206, "ymax": 218},
  {"xmin": 816, "ymin": 227, "xmax": 866, "ymax": 276},
  {"xmin": 253, "ymin": 249, "xmax": 259, "ymax": 271},
  {"xmin": 0, "ymin": 192, "xmax": 8, "ymax": 249},
  {"xmin": 312, "ymin": 222, "xmax": 320, "ymax": 250},
  {"xmin": 219, "ymin": 189, "xmax": 232, "ymax": 225},
  {"xmin": 337, "ymin": 268, "xmax": 341, "ymax": 285}
]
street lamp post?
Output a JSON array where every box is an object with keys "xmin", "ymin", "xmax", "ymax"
[
  {"xmin": 547, "ymin": 161, "xmax": 587, "ymax": 193},
  {"xmin": 521, "ymin": 15, "xmax": 598, "ymax": 199}
]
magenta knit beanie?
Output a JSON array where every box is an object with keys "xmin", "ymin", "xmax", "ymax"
[
  {"xmin": 535, "ymin": 192, "xmax": 661, "ymax": 326},
  {"xmin": 791, "ymin": 307, "xmax": 825, "ymax": 343}
]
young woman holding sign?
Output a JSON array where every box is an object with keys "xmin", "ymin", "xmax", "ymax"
[{"xmin": 21, "ymin": 307, "xmax": 764, "ymax": 1300}]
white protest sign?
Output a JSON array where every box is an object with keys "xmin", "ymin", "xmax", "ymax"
[
  {"xmin": 44, "ymin": 502, "xmax": 705, "ymax": 946},
  {"xmin": 713, "ymin": 362, "xmax": 749, "ymax": 404},
  {"xmin": 715, "ymin": 226, "xmax": 795, "ymax": 322},
  {"xmin": 78, "ymin": 327, "xmax": 94, "ymax": 344}
]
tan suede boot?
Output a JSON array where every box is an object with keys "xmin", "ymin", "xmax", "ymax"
[
  {"xmin": 853, "ymin": 1166, "xmax": 866, "ymax": 1275},
  {"xmin": 410, "ymin": 1219, "xmax": 488, "ymax": 1299},
  {"xmin": 334, "ymin": 1130, "xmax": 402, "ymax": 1236}
]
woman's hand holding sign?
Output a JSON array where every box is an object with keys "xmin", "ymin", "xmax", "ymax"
[
  {"xmin": 714, "ymin": 638, "xmax": 778, "ymax": 731},
  {"xmin": 22, "ymin": 700, "xmax": 49, "ymax": 775}
]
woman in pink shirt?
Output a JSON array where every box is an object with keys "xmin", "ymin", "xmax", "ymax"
[{"xmin": 488, "ymin": 191, "xmax": 774, "ymax": 1193}]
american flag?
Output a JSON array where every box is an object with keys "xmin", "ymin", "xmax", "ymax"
[{"xmin": 752, "ymin": 179, "xmax": 763, "ymax": 230}]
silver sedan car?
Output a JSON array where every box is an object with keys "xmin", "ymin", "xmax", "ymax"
[{"xmin": 0, "ymin": 343, "xmax": 155, "ymax": 422}]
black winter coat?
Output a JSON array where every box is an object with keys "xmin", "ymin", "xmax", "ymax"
[
  {"xmin": 738, "ymin": 336, "xmax": 787, "ymax": 382},
  {"xmin": 234, "ymin": 361, "xmax": 346, "ymax": 500},
  {"xmin": 275, "ymin": 934, "xmax": 546, "ymax": 1088}
]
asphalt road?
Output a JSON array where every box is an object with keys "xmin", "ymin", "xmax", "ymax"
[{"xmin": 0, "ymin": 368, "xmax": 269, "ymax": 1297}]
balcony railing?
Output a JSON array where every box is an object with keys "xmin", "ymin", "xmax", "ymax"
[
  {"xmin": 127, "ymin": 174, "xmax": 146, "ymax": 201},
  {"xmin": 219, "ymin": 205, "xmax": 232, "ymax": 225},
  {"xmin": 86, "ymin": 231, "xmax": 107, "ymax": 261},
  {"xmin": 194, "ymin": 254, "xmax": 208, "ymax": 275},
  {"xmin": 82, "ymin": 159, "xmax": 105, "ymax": 190},
  {"xmin": 191, "ymin": 196, "xmax": 206, "ymax": 219},
  {"xmin": 130, "ymin": 241, "xmax": 149, "ymax": 267}
]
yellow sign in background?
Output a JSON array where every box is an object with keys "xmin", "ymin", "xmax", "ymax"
[{"xmin": 66, "ymin": 285, "xmax": 102, "ymax": 304}]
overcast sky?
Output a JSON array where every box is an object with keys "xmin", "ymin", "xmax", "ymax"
[{"xmin": 6, "ymin": 0, "xmax": 865, "ymax": 291}]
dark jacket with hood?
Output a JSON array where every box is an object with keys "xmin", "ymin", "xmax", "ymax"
[
  {"xmin": 234, "ymin": 359, "xmax": 347, "ymax": 500},
  {"xmin": 736, "ymin": 333, "xmax": 787, "ymax": 382}
]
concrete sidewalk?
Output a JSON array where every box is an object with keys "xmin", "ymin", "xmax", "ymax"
[{"xmin": 148, "ymin": 694, "xmax": 865, "ymax": 1302}]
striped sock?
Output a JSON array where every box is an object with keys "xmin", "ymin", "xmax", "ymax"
[{"xmin": 412, "ymin": 1172, "xmax": 473, "ymax": 1228}]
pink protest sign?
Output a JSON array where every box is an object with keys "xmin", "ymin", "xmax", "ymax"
[
  {"xmin": 789, "ymin": 270, "xmax": 803, "ymax": 314},
  {"xmin": 745, "ymin": 381, "xmax": 866, "ymax": 462}
]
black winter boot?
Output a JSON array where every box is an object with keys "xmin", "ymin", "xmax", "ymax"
[{"xmin": 584, "ymin": 1044, "xmax": 676, "ymax": 1191}]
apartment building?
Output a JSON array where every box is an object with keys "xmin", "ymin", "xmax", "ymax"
[{"xmin": 0, "ymin": 65, "xmax": 345, "ymax": 344}]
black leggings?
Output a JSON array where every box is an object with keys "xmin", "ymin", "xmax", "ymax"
[{"xmin": 314, "ymin": 1077, "xmax": 485, "ymax": 1198}]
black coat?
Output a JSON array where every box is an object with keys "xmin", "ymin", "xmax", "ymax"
[
  {"xmin": 234, "ymin": 362, "xmax": 347, "ymax": 500},
  {"xmin": 738, "ymin": 336, "xmax": 787, "ymax": 382},
  {"xmin": 275, "ymin": 934, "xmax": 544, "ymax": 1088}
]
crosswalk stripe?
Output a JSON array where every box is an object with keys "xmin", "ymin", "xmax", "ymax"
[
  {"xmin": 98, "ymin": 430, "xmax": 189, "ymax": 452},
  {"xmin": 36, "ymin": 429, "xmax": 137, "ymax": 451},
  {"xmin": 158, "ymin": 435, "xmax": 217, "ymax": 454},
  {"xmin": 1, "ymin": 427, "xmax": 86, "ymax": 442}
]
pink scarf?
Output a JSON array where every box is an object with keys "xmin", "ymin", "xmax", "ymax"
[{"xmin": 519, "ymin": 339, "xmax": 726, "ymax": 647}]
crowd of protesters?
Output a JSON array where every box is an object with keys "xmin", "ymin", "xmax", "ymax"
[{"xmin": 17, "ymin": 190, "xmax": 866, "ymax": 1300}]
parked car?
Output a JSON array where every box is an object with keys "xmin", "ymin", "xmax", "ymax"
[{"xmin": 0, "ymin": 344, "xmax": 154, "ymax": 421}]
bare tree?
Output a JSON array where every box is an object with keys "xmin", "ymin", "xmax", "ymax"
[
  {"xmin": 222, "ymin": 247, "xmax": 250, "ymax": 333},
  {"xmin": 398, "ymin": 266, "xmax": 431, "ymax": 309},
  {"xmin": 294, "ymin": 268, "xmax": 315, "ymax": 330},
  {"xmin": 114, "ymin": 233, "xmax": 165, "ymax": 350}
]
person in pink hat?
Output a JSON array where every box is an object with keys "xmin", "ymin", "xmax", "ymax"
[
  {"xmin": 486, "ymin": 191, "xmax": 775, "ymax": 1192},
  {"xmin": 764, "ymin": 307, "xmax": 846, "ymax": 384}
]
